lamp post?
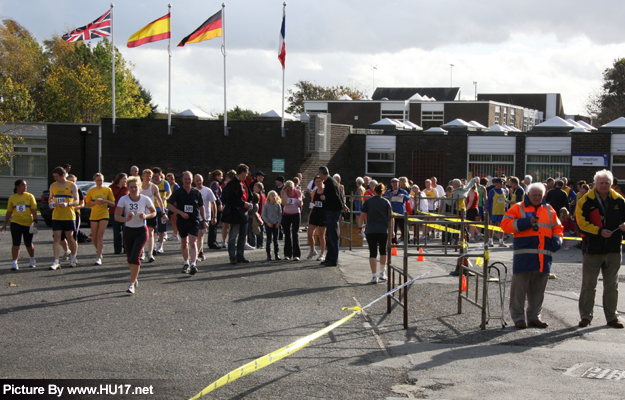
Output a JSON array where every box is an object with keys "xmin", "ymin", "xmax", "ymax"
[
  {"xmin": 372, "ymin": 65, "xmax": 377, "ymax": 94},
  {"xmin": 473, "ymin": 81, "xmax": 477, "ymax": 100}
]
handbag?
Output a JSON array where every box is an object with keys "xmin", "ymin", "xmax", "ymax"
[{"xmin": 252, "ymin": 211, "xmax": 264, "ymax": 235}]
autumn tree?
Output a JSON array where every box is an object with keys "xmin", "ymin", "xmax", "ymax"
[
  {"xmin": 0, "ymin": 19, "xmax": 48, "ymax": 120},
  {"xmin": 587, "ymin": 58, "xmax": 625, "ymax": 125},
  {"xmin": 285, "ymin": 80, "xmax": 367, "ymax": 115}
]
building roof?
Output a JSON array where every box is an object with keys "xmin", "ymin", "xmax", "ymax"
[
  {"xmin": 174, "ymin": 108, "xmax": 216, "ymax": 120},
  {"xmin": 372, "ymin": 87, "xmax": 460, "ymax": 101},
  {"xmin": 602, "ymin": 117, "xmax": 625, "ymax": 128},
  {"xmin": 576, "ymin": 120, "xmax": 597, "ymax": 130},
  {"xmin": 535, "ymin": 116, "xmax": 575, "ymax": 128}
]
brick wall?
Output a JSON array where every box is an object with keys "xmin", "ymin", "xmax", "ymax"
[{"xmin": 47, "ymin": 123, "xmax": 100, "ymax": 183}]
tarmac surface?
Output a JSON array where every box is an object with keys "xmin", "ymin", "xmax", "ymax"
[{"xmin": 2, "ymin": 221, "xmax": 625, "ymax": 399}]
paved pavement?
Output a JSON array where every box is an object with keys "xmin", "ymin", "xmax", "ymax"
[{"xmin": 2, "ymin": 224, "xmax": 625, "ymax": 399}]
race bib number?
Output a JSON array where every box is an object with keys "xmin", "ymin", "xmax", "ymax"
[
  {"xmin": 286, "ymin": 198, "xmax": 296, "ymax": 205},
  {"xmin": 56, "ymin": 197, "xmax": 65, "ymax": 204},
  {"xmin": 16, "ymin": 205, "xmax": 27, "ymax": 212},
  {"xmin": 128, "ymin": 203, "xmax": 139, "ymax": 211},
  {"xmin": 391, "ymin": 196, "xmax": 403, "ymax": 203},
  {"xmin": 314, "ymin": 201, "xmax": 323, "ymax": 207},
  {"xmin": 184, "ymin": 205, "xmax": 194, "ymax": 213},
  {"xmin": 497, "ymin": 197, "xmax": 504, "ymax": 203}
]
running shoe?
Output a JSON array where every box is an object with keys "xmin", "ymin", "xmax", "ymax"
[
  {"xmin": 126, "ymin": 283, "xmax": 135, "ymax": 294},
  {"xmin": 64, "ymin": 250, "xmax": 71, "ymax": 262},
  {"xmin": 181, "ymin": 263, "xmax": 190, "ymax": 273},
  {"xmin": 307, "ymin": 249, "xmax": 318, "ymax": 259},
  {"xmin": 316, "ymin": 254, "xmax": 325, "ymax": 262},
  {"xmin": 11, "ymin": 262, "xmax": 18, "ymax": 271},
  {"xmin": 156, "ymin": 246, "xmax": 164, "ymax": 254},
  {"xmin": 140, "ymin": 252, "xmax": 145, "ymax": 261},
  {"xmin": 148, "ymin": 254, "xmax": 156, "ymax": 263},
  {"xmin": 498, "ymin": 242, "xmax": 507, "ymax": 248},
  {"xmin": 50, "ymin": 261, "xmax": 60, "ymax": 270},
  {"xmin": 378, "ymin": 270, "xmax": 388, "ymax": 281},
  {"xmin": 69, "ymin": 256, "xmax": 77, "ymax": 268},
  {"xmin": 134, "ymin": 279, "xmax": 138, "ymax": 288},
  {"xmin": 94, "ymin": 258, "xmax": 102, "ymax": 266},
  {"xmin": 294, "ymin": 257, "xmax": 300, "ymax": 261},
  {"xmin": 29, "ymin": 257, "xmax": 36, "ymax": 268},
  {"xmin": 244, "ymin": 243, "xmax": 255, "ymax": 250},
  {"xmin": 197, "ymin": 252, "xmax": 205, "ymax": 261},
  {"xmin": 189, "ymin": 265, "xmax": 198, "ymax": 275},
  {"xmin": 369, "ymin": 275, "xmax": 379, "ymax": 284}
]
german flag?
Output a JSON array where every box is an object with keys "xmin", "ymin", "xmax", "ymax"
[
  {"xmin": 127, "ymin": 13, "xmax": 171, "ymax": 48},
  {"xmin": 178, "ymin": 9, "xmax": 222, "ymax": 47}
]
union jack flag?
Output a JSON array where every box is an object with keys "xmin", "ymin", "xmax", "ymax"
[{"xmin": 62, "ymin": 10, "xmax": 111, "ymax": 42}]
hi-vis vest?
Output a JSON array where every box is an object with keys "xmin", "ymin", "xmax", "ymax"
[{"xmin": 501, "ymin": 197, "xmax": 564, "ymax": 274}]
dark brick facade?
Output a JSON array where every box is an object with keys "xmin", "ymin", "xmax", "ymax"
[{"xmin": 47, "ymin": 123, "xmax": 100, "ymax": 183}]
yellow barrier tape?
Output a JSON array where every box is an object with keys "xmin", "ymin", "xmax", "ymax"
[
  {"xmin": 188, "ymin": 308, "xmax": 361, "ymax": 399},
  {"xmin": 411, "ymin": 210, "xmax": 505, "ymax": 232}
]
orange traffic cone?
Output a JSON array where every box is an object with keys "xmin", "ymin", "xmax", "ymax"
[
  {"xmin": 391, "ymin": 246, "xmax": 398, "ymax": 256},
  {"xmin": 417, "ymin": 248, "xmax": 425, "ymax": 261},
  {"xmin": 461, "ymin": 275, "xmax": 467, "ymax": 291}
]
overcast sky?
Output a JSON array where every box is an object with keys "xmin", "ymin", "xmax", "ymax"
[{"xmin": 2, "ymin": 0, "xmax": 625, "ymax": 117}]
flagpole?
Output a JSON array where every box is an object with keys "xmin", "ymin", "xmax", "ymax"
[
  {"xmin": 111, "ymin": 3, "xmax": 116, "ymax": 133},
  {"xmin": 168, "ymin": 3, "xmax": 172, "ymax": 135},
  {"xmin": 222, "ymin": 3, "xmax": 228, "ymax": 136},
  {"xmin": 281, "ymin": 3, "xmax": 286, "ymax": 137}
]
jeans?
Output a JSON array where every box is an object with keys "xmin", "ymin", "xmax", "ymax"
[
  {"xmin": 208, "ymin": 211, "xmax": 221, "ymax": 247},
  {"xmin": 325, "ymin": 210, "xmax": 342, "ymax": 265},
  {"xmin": 266, "ymin": 226, "xmax": 279, "ymax": 256},
  {"xmin": 228, "ymin": 220, "xmax": 248, "ymax": 260},
  {"xmin": 282, "ymin": 213, "xmax": 301, "ymax": 258},
  {"xmin": 112, "ymin": 219, "xmax": 125, "ymax": 253}
]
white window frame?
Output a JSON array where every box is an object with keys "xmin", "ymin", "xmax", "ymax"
[{"xmin": 0, "ymin": 137, "xmax": 47, "ymax": 178}]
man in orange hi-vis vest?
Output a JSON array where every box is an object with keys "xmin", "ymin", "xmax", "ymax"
[{"xmin": 501, "ymin": 183, "xmax": 564, "ymax": 329}]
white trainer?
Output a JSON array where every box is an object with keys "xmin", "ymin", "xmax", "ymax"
[
  {"xmin": 94, "ymin": 258, "xmax": 102, "ymax": 266},
  {"xmin": 126, "ymin": 283, "xmax": 135, "ymax": 294},
  {"xmin": 50, "ymin": 261, "xmax": 60, "ymax": 270},
  {"xmin": 307, "ymin": 249, "xmax": 318, "ymax": 259},
  {"xmin": 29, "ymin": 257, "xmax": 36, "ymax": 268},
  {"xmin": 11, "ymin": 262, "xmax": 18, "ymax": 271}
]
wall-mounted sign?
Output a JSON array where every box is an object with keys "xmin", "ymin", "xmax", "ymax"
[
  {"xmin": 572, "ymin": 153, "xmax": 608, "ymax": 167},
  {"xmin": 272, "ymin": 158, "xmax": 285, "ymax": 173}
]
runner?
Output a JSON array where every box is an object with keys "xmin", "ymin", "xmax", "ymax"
[
  {"xmin": 85, "ymin": 173, "xmax": 115, "ymax": 265},
  {"xmin": 165, "ymin": 173, "xmax": 180, "ymax": 241},
  {"xmin": 2, "ymin": 180, "xmax": 37, "ymax": 270},
  {"xmin": 193, "ymin": 174, "xmax": 217, "ymax": 261},
  {"xmin": 141, "ymin": 169, "xmax": 164, "ymax": 263},
  {"xmin": 306, "ymin": 176, "xmax": 327, "ymax": 261},
  {"xmin": 168, "ymin": 171, "xmax": 208, "ymax": 275},
  {"xmin": 115, "ymin": 176, "xmax": 156, "ymax": 294},
  {"xmin": 48, "ymin": 166, "xmax": 79, "ymax": 270},
  {"xmin": 152, "ymin": 167, "xmax": 170, "ymax": 254},
  {"xmin": 207, "ymin": 170, "xmax": 223, "ymax": 249},
  {"xmin": 110, "ymin": 173, "xmax": 129, "ymax": 254}
]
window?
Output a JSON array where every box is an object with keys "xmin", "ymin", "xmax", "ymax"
[
  {"xmin": 381, "ymin": 109, "xmax": 406, "ymax": 121},
  {"xmin": 494, "ymin": 105, "xmax": 501, "ymax": 125},
  {"xmin": 366, "ymin": 152, "xmax": 395, "ymax": 175},
  {"xmin": 503, "ymin": 107, "xmax": 508, "ymax": 125},
  {"xmin": 526, "ymin": 155, "xmax": 571, "ymax": 182},
  {"xmin": 612, "ymin": 155, "xmax": 625, "ymax": 180},
  {"xmin": 421, "ymin": 111, "xmax": 444, "ymax": 130},
  {"xmin": 509, "ymin": 108, "xmax": 515, "ymax": 128},
  {"xmin": 468, "ymin": 154, "xmax": 515, "ymax": 178},
  {"xmin": 0, "ymin": 138, "xmax": 47, "ymax": 178}
]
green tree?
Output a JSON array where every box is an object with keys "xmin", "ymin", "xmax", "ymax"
[
  {"xmin": 587, "ymin": 58, "xmax": 625, "ymax": 125},
  {"xmin": 286, "ymin": 80, "xmax": 366, "ymax": 115},
  {"xmin": 217, "ymin": 105, "xmax": 259, "ymax": 121}
]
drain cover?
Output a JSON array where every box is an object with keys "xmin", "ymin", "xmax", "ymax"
[{"xmin": 581, "ymin": 367, "xmax": 625, "ymax": 380}]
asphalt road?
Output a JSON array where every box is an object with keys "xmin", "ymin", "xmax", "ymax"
[{"xmin": 2, "ymin": 224, "xmax": 625, "ymax": 399}]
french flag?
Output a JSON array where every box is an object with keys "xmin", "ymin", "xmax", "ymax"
[{"xmin": 278, "ymin": 14, "xmax": 286, "ymax": 69}]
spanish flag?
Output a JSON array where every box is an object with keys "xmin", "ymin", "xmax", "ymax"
[
  {"xmin": 178, "ymin": 9, "xmax": 222, "ymax": 47},
  {"xmin": 127, "ymin": 13, "xmax": 171, "ymax": 48}
]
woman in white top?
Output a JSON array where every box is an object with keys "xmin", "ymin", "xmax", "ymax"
[
  {"xmin": 115, "ymin": 176, "xmax": 156, "ymax": 294},
  {"xmin": 140, "ymin": 169, "xmax": 164, "ymax": 263}
]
